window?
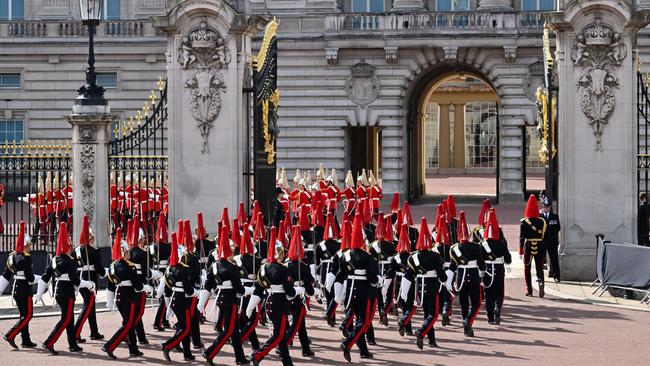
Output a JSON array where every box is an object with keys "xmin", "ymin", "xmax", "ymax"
[
  {"xmin": 103, "ymin": 0, "xmax": 120, "ymax": 20},
  {"xmin": 0, "ymin": 73, "xmax": 20, "ymax": 88},
  {"xmin": 464, "ymin": 102, "xmax": 498, "ymax": 168},
  {"xmin": 522, "ymin": 0, "xmax": 555, "ymax": 11},
  {"xmin": 437, "ymin": 0, "xmax": 469, "ymax": 11},
  {"xmin": 97, "ymin": 72, "xmax": 117, "ymax": 88},
  {"xmin": 0, "ymin": 120, "xmax": 25, "ymax": 143},
  {"xmin": 424, "ymin": 102, "xmax": 440, "ymax": 169},
  {"xmin": 351, "ymin": 0, "xmax": 384, "ymax": 13},
  {"xmin": 526, "ymin": 125, "xmax": 544, "ymax": 168},
  {"xmin": 0, "ymin": 0, "xmax": 24, "ymax": 20}
]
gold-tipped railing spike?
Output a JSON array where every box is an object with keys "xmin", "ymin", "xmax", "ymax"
[
  {"xmin": 143, "ymin": 101, "xmax": 149, "ymax": 117},
  {"xmin": 136, "ymin": 111, "xmax": 142, "ymax": 126},
  {"xmin": 157, "ymin": 76, "xmax": 164, "ymax": 91}
]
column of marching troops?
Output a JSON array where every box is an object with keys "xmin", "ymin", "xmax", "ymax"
[{"xmin": 0, "ymin": 166, "xmax": 552, "ymax": 366}]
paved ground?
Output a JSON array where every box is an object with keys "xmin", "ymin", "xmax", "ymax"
[{"xmin": 425, "ymin": 174, "xmax": 545, "ymax": 196}]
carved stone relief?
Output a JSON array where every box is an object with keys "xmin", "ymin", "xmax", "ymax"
[
  {"xmin": 345, "ymin": 60, "xmax": 380, "ymax": 106},
  {"xmin": 178, "ymin": 17, "xmax": 230, "ymax": 154},
  {"xmin": 80, "ymin": 143, "xmax": 96, "ymax": 224},
  {"xmin": 571, "ymin": 13, "xmax": 627, "ymax": 151}
]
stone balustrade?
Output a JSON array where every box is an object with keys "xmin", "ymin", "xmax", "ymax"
[
  {"xmin": 326, "ymin": 12, "xmax": 546, "ymax": 32},
  {"xmin": 0, "ymin": 20, "xmax": 162, "ymax": 38}
]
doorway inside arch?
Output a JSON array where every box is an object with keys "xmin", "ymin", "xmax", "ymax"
[{"xmin": 420, "ymin": 73, "xmax": 499, "ymax": 199}]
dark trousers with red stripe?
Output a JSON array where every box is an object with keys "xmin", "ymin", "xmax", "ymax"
[
  {"xmin": 205, "ymin": 303, "xmax": 246, "ymax": 362},
  {"xmin": 419, "ymin": 290, "xmax": 439, "ymax": 341},
  {"xmin": 484, "ymin": 266, "xmax": 505, "ymax": 323},
  {"xmin": 285, "ymin": 300, "xmax": 311, "ymax": 352},
  {"xmin": 190, "ymin": 297, "xmax": 202, "ymax": 347},
  {"xmin": 342, "ymin": 296, "xmax": 371, "ymax": 355},
  {"xmin": 5, "ymin": 294, "xmax": 33, "ymax": 344},
  {"xmin": 162, "ymin": 295, "xmax": 193, "ymax": 358},
  {"xmin": 439, "ymin": 286, "xmax": 454, "ymax": 317},
  {"xmin": 253, "ymin": 295, "xmax": 291, "ymax": 365},
  {"xmin": 324, "ymin": 290, "xmax": 338, "ymax": 324},
  {"xmin": 104, "ymin": 298, "xmax": 138, "ymax": 354},
  {"xmin": 239, "ymin": 295, "xmax": 260, "ymax": 350},
  {"xmin": 459, "ymin": 281, "xmax": 481, "ymax": 327},
  {"xmin": 134, "ymin": 292, "xmax": 147, "ymax": 343},
  {"xmin": 154, "ymin": 296, "xmax": 169, "ymax": 329},
  {"xmin": 44, "ymin": 295, "xmax": 77, "ymax": 349},
  {"xmin": 364, "ymin": 297, "xmax": 378, "ymax": 344},
  {"xmin": 74, "ymin": 288, "xmax": 98, "ymax": 338}
]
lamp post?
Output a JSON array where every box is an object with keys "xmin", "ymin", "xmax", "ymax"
[{"xmin": 75, "ymin": 0, "xmax": 106, "ymax": 106}]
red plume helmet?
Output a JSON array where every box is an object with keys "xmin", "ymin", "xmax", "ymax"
[
  {"xmin": 390, "ymin": 192, "xmax": 400, "ymax": 213},
  {"xmin": 478, "ymin": 199, "xmax": 492, "ymax": 227},
  {"xmin": 458, "ymin": 211, "xmax": 470, "ymax": 243},
  {"xmin": 288, "ymin": 225, "xmax": 303, "ymax": 261},
  {"xmin": 434, "ymin": 204, "xmax": 445, "ymax": 229},
  {"xmin": 237, "ymin": 202, "xmax": 247, "ymax": 226},
  {"xmin": 375, "ymin": 214, "xmax": 385, "ymax": 241},
  {"xmin": 254, "ymin": 212, "xmax": 266, "ymax": 241},
  {"xmin": 384, "ymin": 215, "xmax": 394, "ymax": 242},
  {"xmin": 349, "ymin": 213, "xmax": 365, "ymax": 250},
  {"xmin": 240, "ymin": 222, "xmax": 254, "ymax": 255},
  {"xmin": 324, "ymin": 211, "xmax": 339, "ymax": 240},
  {"xmin": 130, "ymin": 215, "xmax": 141, "ymax": 248},
  {"xmin": 15, "ymin": 221, "xmax": 26, "ymax": 253},
  {"xmin": 435, "ymin": 214, "xmax": 450, "ymax": 245},
  {"xmin": 231, "ymin": 218, "xmax": 242, "ymax": 251},
  {"xmin": 177, "ymin": 219, "xmax": 185, "ymax": 247},
  {"xmin": 416, "ymin": 217, "xmax": 432, "ymax": 250},
  {"xmin": 155, "ymin": 213, "xmax": 168, "ymax": 243},
  {"xmin": 340, "ymin": 219, "xmax": 351, "ymax": 251},
  {"xmin": 446, "ymin": 195, "xmax": 457, "ymax": 219},
  {"xmin": 524, "ymin": 194, "xmax": 539, "ymax": 219},
  {"xmin": 184, "ymin": 219, "xmax": 194, "ymax": 252},
  {"xmin": 403, "ymin": 201, "xmax": 413, "ymax": 226},
  {"xmin": 397, "ymin": 223, "xmax": 410, "ymax": 253},
  {"xmin": 218, "ymin": 224, "xmax": 232, "ymax": 259},
  {"xmin": 363, "ymin": 198, "xmax": 372, "ymax": 225},
  {"xmin": 112, "ymin": 227, "xmax": 123, "ymax": 261},
  {"xmin": 126, "ymin": 219, "xmax": 134, "ymax": 249},
  {"xmin": 56, "ymin": 222, "xmax": 70, "ymax": 256},
  {"xmin": 221, "ymin": 207, "xmax": 230, "ymax": 233},
  {"xmin": 196, "ymin": 212, "xmax": 206, "ymax": 240},
  {"xmin": 79, "ymin": 215, "xmax": 90, "ymax": 246},
  {"xmin": 277, "ymin": 220, "xmax": 288, "ymax": 248},
  {"xmin": 251, "ymin": 201, "xmax": 260, "ymax": 227},
  {"xmin": 485, "ymin": 208, "xmax": 501, "ymax": 241},
  {"xmin": 169, "ymin": 232, "xmax": 179, "ymax": 267},
  {"xmin": 267, "ymin": 226, "xmax": 278, "ymax": 263}
]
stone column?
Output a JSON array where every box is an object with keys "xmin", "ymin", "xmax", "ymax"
[
  {"xmin": 548, "ymin": 1, "xmax": 649, "ymax": 280},
  {"xmin": 439, "ymin": 103, "xmax": 451, "ymax": 169},
  {"xmin": 67, "ymin": 107, "xmax": 116, "ymax": 248},
  {"xmin": 391, "ymin": 0, "xmax": 425, "ymax": 12},
  {"xmin": 453, "ymin": 103, "xmax": 465, "ymax": 170},
  {"xmin": 477, "ymin": 0, "xmax": 513, "ymax": 10}
]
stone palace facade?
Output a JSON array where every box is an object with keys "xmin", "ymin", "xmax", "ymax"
[{"xmin": 3, "ymin": 0, "xmax": 650, "ymax": 202}]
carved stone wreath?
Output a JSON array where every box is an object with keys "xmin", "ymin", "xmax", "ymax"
[
  {"xmin": 571, "ymin": 13, "xmax": 627, "ymax": 151},
  {"xmin": 80, "ymin": 144, "xmax": 95, "ymax": 224},
  {"xmin": 79, "ymin": 125, "xmax": 97, "ymax": 143},
  {"xmin": 178, "ymin": 16, "xmax": 231, "ymax": 154}
]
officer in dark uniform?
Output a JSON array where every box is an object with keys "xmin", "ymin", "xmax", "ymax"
[
  {"xmin": 152, "ymin": 214, "xmax": 172, "ymax": 331},
  {"xmin": 273, "ymin": 187, "xmax": 286, "ymax": 228},
  {"xmin": 334, "ymin": 212, "xmax": 380, "ymax": 362},
  {"xmin": 434, "ymin": 204, "xmax": 454, "ymax": 326},
  {"xmin": 162, "ymin": 232, "xmax": 200, "ymax": 362},
  {"xmin": 198, "ymin": 225, "xmax": 251, "ymax": 366},
  {"xmin": 480, "ymin": 209, "xmax": 511, "ymax": 325},
  {"xmin": 127, "ymin": 217, "xmax": 156, "ymax": 345},
  {"xmin": 328, "ymin": 219, "xmax": 352, "ymax": 332},
  {"xmin": 369, "ymin": 214, "xmax": 396, "ymax": 327},
  {"xmin": 72, "ymin": 215, "xmax": 107, "ymax": 343},
  {"xmin": 1, "ymin": 221, "xmax": 37, "ymax": 349},
  {"xmin": 400, "ymin": 217, "xmax": 447, "ymax": 349},
  {"xmin": 445, "ymin": 211, "xmax": 486, "ymax": 337},
  {"xmin": 519, "ymin": 194, "xmax": 547, "ymax": 298},
  {"xmin": 315, "ymin": 212, "xmax": 341, "ymax": 327},
  {"xmin": 285, "ymin": 225, "xmax": 316, "ymax": 357},
  {"xmin": 246, "ymin": 227, "xmax": 302, "ymax": 366},
  {"xmin": 36, "ymin": 223, "xmax": 95, "ymax": 354},
  {"xmin": 236, "ymin": 224, "xmax": 262, "ymax": 351},
  {"xmin": 194, "ymin": 212, "xmax": 216, "ymax": 277},
  {"xmin": 392, "ymin": 222, "xmax": 415, "ymax": 337},
  {"xmin": 101, "ymin": 228, "xmax": 151, "ymax": 359},
  {"xmin": 540, "ymin": 197, "xmax": 561, "ymax": 282}
]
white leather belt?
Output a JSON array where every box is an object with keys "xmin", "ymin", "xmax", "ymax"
[
  {"xmin": 16, "ymin": 270, "xmax": 24, "ymax": 276},
  {"xmin": 199, "ymin": 258, "xmax": 208, "ymax": 264},
  {"xmin": 444, "ymin": 262, "xmax": 451, "ymax": 268},
  {"xmin": 353, "ymin": 269, "xmax": 367, "ymax": 275},
  {"xmin": 58, "ymin": 274, "xmax": 71, "ymax": 281},
  {"xmin": 155, "ymin": 264, "xmax": 167, "ymax": 269},
  {"xmin": 379, "ymin": 260, "xmax": 391, "ymax": 265},
  {"xmin": 348, "ymin": 275, "xmax": 367, "ymax": 280},
  {"xmin": 321, "ymin": 259, "xmax": 332, "ymax": 264},
  {"xmin": 134, "ymin": 264, "xmax": 142, "ymax": 269},
  {"xmin": 485, "ymin": 258, "xmax": 505, "ymax": 265},
  {"xmin": 78, "ymin": 265, "xmax": 95, "ymax": 271},
  {"xmin": 293, "ymin": 281, "xmax": 304, "ymax": 287},
  {"xmin": 241, "ymin": 278, "xmax": 254, "ymax": 283},
  {"xmin": 159, "ymin": 260, "xmax": 169, "ymax": 265},
  {"xmin": 269, "ymin": 284, "xmax": 285, "ymax": 293},
  {"xmin": 217, "ymin": 280, "xmax": 233, "ymax": 290},
  {"xmin": 396, "ymin": 272, "xmax": 405, "ymax": 277},
  {"xmin": 458, "ymin": 260, "xmax": 478, "ymax": 269},
  {"xmin": 417, "ymin": 270, "xmax": 437, "ymax": 278},
  {"xmin": 14, "ymin": 275, "xmax": 26, "ymax": 280},
  {"xmin": 119, "ymin": 280, "xmax": 132, "ymax": 287},
  {"xmin": 172, "ymin": 287, "xmax": 184, "ymax": 292}
]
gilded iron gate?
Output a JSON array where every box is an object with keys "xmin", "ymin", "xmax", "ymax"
[
  {"xmin": 108, "ymin": 78, "xmax": 168, "ymax": 239},
  {"xmin": 637, "ymin": 72, "xmax": 650, "ymax": 203}
]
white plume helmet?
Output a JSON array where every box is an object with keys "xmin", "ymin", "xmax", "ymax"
[
  {"xmin": 293, "ymin": 169, "xmax": 302, "ymax": 184},
  {"xmin": 368, "ymin": 170, "xmax": 377, "ymax": 186},
  {"xmin": 345, "ymin": 170, "xmax": 354, "ymax": 188},
  {"xmin": 331, "ymin": 168, "xmax": 339, "ymax": 188},
  {"xmin": 305, "ymin": 171, "xmax": 313, "ymax": 186},
  {"xmin": 281, "ymin": 168, "xmax": 289, "ymax": 189},
  {"xmin": 316, "ymin": 164, "xmax": 325, "ymax": 180}
]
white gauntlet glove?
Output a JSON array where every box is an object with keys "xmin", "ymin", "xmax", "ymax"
[
  {"xmin": 150, "ymin": 269, "xmax": 162, "ymax": 281},
  {"xmin": 325, "ymin": 272, "xmax": 336, "ymax": 292},
  {"xmin": 381, "ymin": 278, "xmax": 392, "ymax": 299},
  {"xmin": 142, "ymin": 284, "xmax": 153, "ymax": 295},
  {"xmin": 246, "ymin": 294, "xmax": 261, "ymax": 318},
  {"xmin": 200, "ymin": 269, "xmax": 207, "ymax": 286},
  {"xmin": 78, "ymin": 279, "xmax": 95, "ymax": 290},
  {"xmin": 197, "ymin": 289, "xmax": 211, "ymax": 314},
  {"xmin": 105, "ymin": 290, "xmax": 116, "ymax": 311},
  {"xmin": 334, "ymin": 282, "xmax": 344, "ymax": 305},
  {"xmin": 0, "ymin": 275, "xmax": 10, "ymax": 295},
  {"xmin": 243, "ymin": 286, "xmax": 254, "ymax": 297},
  {"xmin": 400, "ymin": 277, "xmax": 412, "ymax": 302},
  {"xmin": 293, "ymin": 287, "xmax": 305, "ymax": 298},
  {"xmin": 155, "ymin": 280, "xmax": 166, "ymax": 299},
  {"xmin": 29, "ymin": 274, "xmax": 42, "ymax": 286},
  {"xmin": 444, "ymin": 269, "xmax": 455, "ymax": 292},
  {"xmin": 165, "ymin": 297, "xmax": 174, "ymax": 320},
  {"xmin": 33, "ymin": 278, "xmax": 49, "ymax": 304}
]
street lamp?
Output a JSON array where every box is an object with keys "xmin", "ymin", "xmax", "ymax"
[{"xmin": 75, "ymin": 0, "xmax": 106, "ymax": 106}]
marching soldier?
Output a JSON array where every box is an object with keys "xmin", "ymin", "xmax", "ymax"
[
  {"xmin": 72, "ymin": 215, "xmax": 107, "ymax": 343},
  {"xmin": 393, "ymin": 222, "xmax": 415, "ymax": 337},
  {"xmin": 367, "ymin": 171, "xmax": 382, "ymax": 215},
  {"xmin": 285, "ymin": 226, "xmax": 316, "ymax": 357},
  {"xmin": 334, "ymin": 212, "xmax": 380, "ymax": 362},
  {"xmin": 161, "ymin": 232, "xmax": 200, "ymax": 362},
  {"xmin": 520, "ymin": 194, "xmax": 547, "ymax": 297},
  {"xmin": 152, "ymin": 214, "xmax": 172, "ymax": 331},
  {"xmin": 182, "ymin": 219, "xmax": 204, "ymax": 350},
  {"xmin": 198, "ymin": 225, "xmax": 252, "ymax": 366},
  {"xmin": 236, "ymin": 223, "xmax": 262, "ymax": 351},
  {"xmin": 472, "ymin": 199, "xmax": 492, "ymax": 242},
  {"xmin": 36, "ymin": 223, "xmax": 95, "ymax": 354},
  {"xmin": 434, "ymin": 204, "xmax": 454, "ymax": 326},
  {"xmin": 194, "ymin": 212, "xmax": 216, "ymax": 274},
  {"xmin": 445, "ymin": 211, "xmax": 485, "ymax": 337},
  {"xmin": 316, "ymin": 212, "xmax": 341, "ymax": 326},
  {"xmin": 101, "ymin": 228, "xmax": 152, "ymax": 359},
  {"xmin": 400, "ymin": 217, "xmax": 448, "ymax": 349},
  {"xmin": 246, "ymin": 227, "xmax": 302, "ymax": 366},
  {"xmin": 1, "ymin": 221, "xmax": 38, "ymax": 349},
  {"xmin": 481, "ymin": 208, "xmax": 511, "ymax": 325},
  {"xmin": 446, "ymin": 195, "xmax": 459, "ymax": 244},
  {"xmin": 369, "ymin": 214, "xmax": 396, "ymax": 326},
  {"xmin": 127, "ymin": 216, "xmax": 157, "ymax": 345}
]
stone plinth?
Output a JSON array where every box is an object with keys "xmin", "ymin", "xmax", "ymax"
[
  {"xmin": 154, "ymin": 1, "xmax": 265, "ymax": 234},
  {"xmin": 548, "ymin": 1, "xmax": 649, "ymax": 280},
  {"xmin": 67, "ymin": 107, "xmax": 117, "ymax": 249}
]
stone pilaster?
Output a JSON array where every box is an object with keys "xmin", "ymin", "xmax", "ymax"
[{"xmin": 67, "ymin": 107, "xmax": 116, "ymax": 249}]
